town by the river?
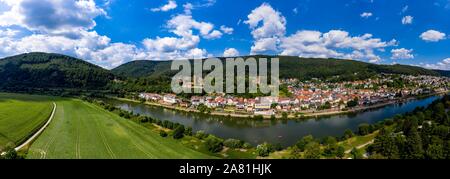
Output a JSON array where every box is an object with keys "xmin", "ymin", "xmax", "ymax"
[{"xmin": 106, "ymin": 94, "xmax": 443, "ymax": 147}]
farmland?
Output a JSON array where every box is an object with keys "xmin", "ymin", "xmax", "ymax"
[
  {"xmin": 0, "ymin": 93, "xmax": 53, "ymax": 150},
  {"xmin": 26, "ymin": 97, "xmax": 214, "ymax": 159}
]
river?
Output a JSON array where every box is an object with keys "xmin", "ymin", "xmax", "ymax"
[{"xmin": 106, "ymin": 95, "xmax": 442, "ymax": 147}]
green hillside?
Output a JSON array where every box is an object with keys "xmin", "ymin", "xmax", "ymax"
[
  {"xmin": 111, "ymin": 60, "xmax": 172, "ymax": 78},
  {"xmin": 0, "ymin": 52, "xmax": 114, "ymax": 90},
  {"xmin": 112, "ymin": 55, "xmax": 441, "ymax": 80}
]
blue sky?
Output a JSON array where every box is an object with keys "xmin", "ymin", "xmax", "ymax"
[{"xmin": 0, "ymin": 0, "xmax": 449, "ymax": 69}]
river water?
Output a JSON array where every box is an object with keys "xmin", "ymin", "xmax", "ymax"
[{"xmin": 107, "ymin": 95, "xmax": 441, "ymax": 147}]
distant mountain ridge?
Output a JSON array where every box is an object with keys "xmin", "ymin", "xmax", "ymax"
[{"xmin": 112, "ymin": 55, "xmax": 442, "ymax": 81}]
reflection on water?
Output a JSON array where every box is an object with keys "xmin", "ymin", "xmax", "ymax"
[{"xmin": 106, "ymin": 95, "xmax": 441, "ymax": 147}]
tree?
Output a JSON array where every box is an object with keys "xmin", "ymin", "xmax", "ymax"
[
  {"xmin": 404, "ymin": 127, "xmax": 424, "ymax": 159},
  {"xmin": 336, "ymin": 146, "xmax": 345, "ymax": 159},
  {"xmin": 350, "ymin": 148, "xmax": 363, "ymax": 159},
  {"xmin": 425, "ymin": 144, "xmax": 445, "ymax": 159},
  {"xmin": 304, "ymin": 142, "xmax": 321, "ymax": 159},
  {"xmin": 184, "ymin": 127, "xmax": 193, "ymax": 136},
  {"xmin": 256, "ymin": 143, "xmax": 274, "ymax": 157},
  {"xmin": 281, "ymin": 112, "xmax": 288, "ymax": 119},
  {"xmin": 159, "ymin": 130, "xmax": 168, "ymax": 137},
  {"xmin": 347, "ymin": 98, "xmax": 359, "ymax": 108},
  {"xmin": 0, "ymin": 147, "xmax": 20, "ymax": 159},
  {"xmin": 295, "ymin": 135, "xmax": 315, "ymax": 152},
  {"xmin": 344, "ymin": 129, "xmax": 354, "ymax": 139},
  {"xmin": 195, "ymin": 130, "xmax": 209, "ymax": 139},
  {"xmin": 205, "ymin": 136, "xmax": 223, "ymax": 153},
  {"xmin": 358, "ymin": 123, "xmax": 371, "ymax": 136},
  {"xmin": 173, "ymin": 125, "xmax": 185, "ymax": 139},
  {"xmin": 368, "ymin": 128, "xmax": 401, "ymax": 159},
  {"xmin": 223, "ymin": 139, "xmax": 244, "ymax": 149},
  {"xmin": 322, "ymin": 137, "xmax": 338, "ymax": 158}
]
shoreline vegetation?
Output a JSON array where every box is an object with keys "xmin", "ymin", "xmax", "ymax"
[{"xmin": 110, "ymin": 90, "xmax": 449, "ymax": 120}]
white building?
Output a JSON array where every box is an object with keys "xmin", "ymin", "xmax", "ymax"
[{"xmin": 163, "ymin": 94, "xmax": 177, "ymax": 104}]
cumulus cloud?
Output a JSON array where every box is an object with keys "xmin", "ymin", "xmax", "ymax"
[
  {"xmin": 151, "ymin": 0, "xmax": 177, "ymax": 12},
  {"xmin": 167, "ymin": 14, "xmax": 223, "ymax": 39},
  {"xmin": 402, "ymin": 16, "xmax": 413, "ymax": 25},
  {"xmin": 280, "ymin": 30, "xmax": 397, "ymax": 63},
  {"xmin": 420, "ymin": 30, "xmax": 447, "ymax": 42},
  {"xmin": 243, "ymin": 3, "xmax": 397, "ymax": 63},
  {"xmin": 245, "ymin": 3, "xmax": 286, "ymax": 54},
  {"xmin": 423, "ymin": 58, "xmax": 450, "ymax": 70},
  {"xmin": 360, "ymin": 12, "xmax": 373, "ymax": 18},
  {"xmin": 0, "ymin": 0, "xmax": 106, "ymax": 36},
  {"xmin": 223, "ymin": 48, "xmax": 239, "ymax": 57},
  {"xmin": 245, "ymin": 3, "xmax": 286, "ymax": 39},
  {"xmin": 220, "ymin": 25, "xmax": 233, "ymax": 34},
  {"xmin": 391, "ymin": 48, "xmax": 414, "ymax": 59}
]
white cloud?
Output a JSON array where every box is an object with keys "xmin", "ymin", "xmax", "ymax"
[
  {"xmin": 279, "ymin": 30, "xmax": 397, "ymax": 63},
  {"xmin": 360, "ymin": 12, "xmax": 373, "ymax": 18},
  {"xmin": 401, "ymin": 5, "xmax": 409, "ymax": 13},
  {"xmin": 142, "ymin": 36, "xmax": 200, "ymax": 52},
  {"xmin": 245, "ymin": 3, "xmax": 286, "ymax": 54},
  {"xmin": 151, "ymin": 0, "xmax": 177, "ymax": 12},
  {"xmin": 183, "ymin": 3, "xmax": 193, "ymax": 14},
  {"xmin": 420, "ymin": 30, "xmax": 446, "ymax": 42},
  {"xmin": 223, "ymin": 48, "xmax": 239, "ymax": 57},
  {"xmin": 181, "ymin": 0, "xmax": 216, "ymax": 14},
  {"xmin": 0, "ymin": 0, "xmax": 106, "ymax": 36},
  {"xmin": 167, "ymin": 14, "xmax": 222, "ymax": 39},
  {"xmin": 251, "ymin": 37, "xmax": 279, "ymax": 54},
  {"xmin": 402, "ymin": 16, "xmax": 413, "ymax": 25},
  {"xmin": 245, "ymin": 3, "xmax": 286, "ymax": 39},
  {"xmin": 423, "ymin": 58, "xmax": 450, "ymax": 70},
  {"xmin": 243, "ymin": 3, "xmax": 396, "ymax": 63},
  {"xmin": 391, "ymin": 48, "xmax": 414, "ymax": 59},
  {"xmin": 220, "ymin": 25, "xmax": 233, "ymax": 34},
  {"xmin": 0, "ymin": 28, "xmax": 19, "ymax": 37}
]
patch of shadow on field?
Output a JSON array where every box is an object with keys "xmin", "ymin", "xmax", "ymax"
[{"xmin": 0, "ymin": 93, "xmax": 68, "ymax": 103}]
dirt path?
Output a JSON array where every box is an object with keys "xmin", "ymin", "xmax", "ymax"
[
  {"xmin": 15, "ymin": 102, "xmax": 57, "ymax": 152},
  {"xmin": 345, "ymin": 140, "xmax": 375, "ymax": 154}
]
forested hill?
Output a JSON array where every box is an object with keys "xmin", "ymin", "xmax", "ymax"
[
  {"xmin": 0, "ymin": 52, "xmax": 114, "ymax": 90},
  {"xmin": 111, "ymin": 60, "xmax": 172, "ymax": 78},
  {"xmin": 112, "ymin": 55, "xmax": 441, "ymax": 81}
]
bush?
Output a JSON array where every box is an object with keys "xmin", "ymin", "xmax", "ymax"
[
  {"xmin": 138, "ymin": 116, "xmax": 148, "ymax": 123},
  {"xmin": 205, "ymin": 136, "xmax": 223, "ymax": 153},
  {"xmin": 223, "ymin": 139, "xmax": 244, "ymax": 149},
  {"xmin": 159, "ymin": 131, "xmax": 168, "ymax": 137},
  {"xmin": 173, "ymin": 126, "xmax": 185, "ymax": 139},
  {"xmin": 242, "ymin": 142, "xmax": 253, "ymax": 149},
  {"xmin": 184, "ymin": 127, "xmax": 193, "ymax": 136},
  {"xmin": 195, "ymin": 130, "xmax": 209, "ymax": 139}
]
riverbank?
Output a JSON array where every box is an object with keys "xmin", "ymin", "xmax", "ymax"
[{"xmin": 109, "ymin": 91, "xmax": 448, "ymax": 120}]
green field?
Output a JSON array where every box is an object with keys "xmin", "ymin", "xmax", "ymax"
[
  {"xmin": 0, "ymin": 93, "xmax": 53, "ymax": 150},
  {"xmin": 26, "ymin": 98, "xmax": 214, "ymax": 159}
]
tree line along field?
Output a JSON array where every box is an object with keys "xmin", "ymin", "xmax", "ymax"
[
  {"xmin": 0, "ymin": 93, "xmax": 53, "ymax": 150},
  {"xmin": 26, "ymin": 97, "xmax": 214, "ymax": 159}
]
